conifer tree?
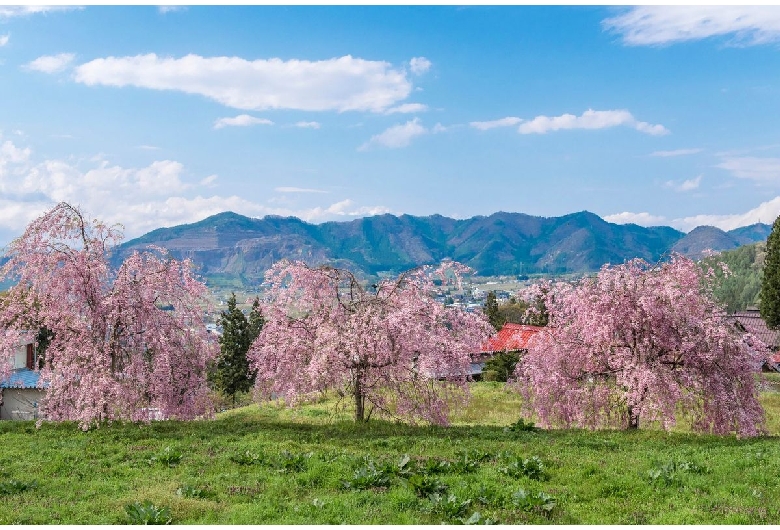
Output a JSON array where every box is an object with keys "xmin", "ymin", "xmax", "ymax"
[
  {"xmin": 214, "ymin": 293, "xmax": 262, "ymax": 405},
  {"xmin": 761, "ymin": 215, "xmax": 780, "ymax": 328},
  {"xmin": 483, "ymin": 291, "xmax": 505, "ymax": 331},
  {"xmin": 247, "ymin": 296, "xmax": 265, "ymax": 341},
  {"xmin": 483, "ymin": 350, "xmax": 520, "ymax": 382}
]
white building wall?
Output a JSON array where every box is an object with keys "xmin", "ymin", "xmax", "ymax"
[
  {"xmin": 13, "ymin": 343, "xmax": 27, "ymax": 370},
  {"xmin": 0, "ymin": 388, "xmax": 44, "ymax": 420}
]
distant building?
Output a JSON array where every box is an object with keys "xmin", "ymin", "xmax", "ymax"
[
  {"xmin": 728, "ymin": 308, "xmax": 780, "ymax": 372},
  {"xmin": 469, "ymin": 323, "xmax": 545, "ymax": 379},
  {"xmin": 480, "ymin": 323, "xmax": 545, "ymax": 355},
  {"xmin": 1, "ymin": 339, "xmax": 45, "ymax": 420}
]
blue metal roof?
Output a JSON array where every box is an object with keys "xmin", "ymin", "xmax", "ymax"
[{"xmin": 0, "ymin": 368, "xmax": 45, "ymax": 389}]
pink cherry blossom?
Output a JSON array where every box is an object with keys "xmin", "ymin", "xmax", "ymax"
[
  {"xmin": 248, "ymin": 260, "xmax": 494, "ymax": 424},
  {"xmin": 0, "ymin": 203, "xmax": 216, "ymax": 429},
  {"xmin": 515, "ymin": 255, "xmax": 766, "ymax": 437}
]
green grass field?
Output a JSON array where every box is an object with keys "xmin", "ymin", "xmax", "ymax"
[{"xmin": 1, "ymin": 382, "xmax": 780, "ymax": 524}]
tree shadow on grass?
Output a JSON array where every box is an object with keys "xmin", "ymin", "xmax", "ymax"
[{"xmin": 6, "ymin": 409, "xmax": 778, "ymax": 453}]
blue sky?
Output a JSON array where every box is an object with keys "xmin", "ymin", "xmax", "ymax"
[{"xmin": 2, "ymin": 5, "xmax": 780, "ymax": 244}]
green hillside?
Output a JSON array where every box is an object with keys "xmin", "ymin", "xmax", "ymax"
[{"xmin": 1, "ymin": 383, "xmax": 780, "ymax": 524}]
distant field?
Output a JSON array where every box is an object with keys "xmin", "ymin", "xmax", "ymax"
[{"xmin": 1, "ymin": 382, "xmax": 779, "ymax": 524}]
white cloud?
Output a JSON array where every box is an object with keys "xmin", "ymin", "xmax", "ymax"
[
  {"xmin": 603, "ymin": 212, "xmax": 668, "ymax": 226},
  {"xmin": 0, "ymin": 6, "xmax": 82, "ymax": 19},
  {"xmin": 717, "ymin": 156, "xmax": 780, "ymax": 183},
  {"xmin": 1, "ymin": 140, "xmax": 31, "ymax": 167},
  {"xmin": 470, "ymin": 117, "xmax": 523, "ymax": 131},
  {"xmin": 158, "ymin": 6, "xmax": 187, "ymax": 14},
  {"xmin": 0, "ymin": 34, "xmax": 9, "ymax": 47},
  {"xmin": 471, "ymin": 111, "xmax": 668, "ymax": 135},
  {"xmin": 517, "ymin": 109, "xmax": 669, "ymax": 136},
  {"xmin": 678, "ymin": 175, "xmax": 702, "ymax": 192},
  {"xmin": 665, "ymin": 175, "xmax": 702, "ymax": 192},
  {"xmin": 214, "ymin": 114, "xmax": 274, "ymax": 129},
  {"xmin": 603, "ymin": 6, "xmax": 780, "ymax": 46},
  {"xmin": 307, "ymin": 199, "xmax": 391, "ymax": 218},
  {"xmin": 24, "ymin": 53, "xmax": 76, "ymax": 74},
  {"xmin": 199, "ymin": 174, "xmax": 218, "ymax": 187},
  {"xmin": 134, "ymin": 160, "xmax": 188, "ymax": 194},
  {"xmin": 673, "ymin": 196, "xmax": 780, "ymax": 232},
  {"xmin": 606, "ymin": 197, "xmax": 780, "ymax": 232},
  {"xmin": 409, "ymin": 57, "xmax": 431, "ymax": 75},
  {"xmin": 431, "ymin": 123, "xmax": 448, "ymax": 134},
  {"xmin": 0, "ymin": 199, "xmax": 49, "ymax": 234},
  {"xmin": 0, "ymin": 137, "xmax": 391, "ymax": 240},
  {"xmin": 73, "ymin": 53, "xmax": 416, "ymax": 113},
  {"xmin": 634, "ymin": 121, "xmax": 669, "ymax": 136},
  {"xmin": 385, "ymin": 103, "xmax": 428, "ymax": 114},
  {"xmin": 275, "ymin": 187, "xmax": 327, "ymax": 193},
  {"xmin": 359, "ymin": 118, "xmax": 427, "ymax": 150},
  {"xmin": 136, "ymin": 144, "xmax": 160, "ymax": 150},
  {"xmin": 650, "ymin": 148, "xmax": 703, "ymax": 157},
  {"xmin": 294, "ymin": 121, "xmax": 321, "ymax": 129}
]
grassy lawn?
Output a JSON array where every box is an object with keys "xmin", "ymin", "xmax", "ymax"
[{"xmin": 1, "ymin": 382, "xmax": 779, "ymax": 524}]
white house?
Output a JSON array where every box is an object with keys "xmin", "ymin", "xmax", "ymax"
[{"xmin": 0, "ymin": 340, "xmax": 45, "ymax": 420}]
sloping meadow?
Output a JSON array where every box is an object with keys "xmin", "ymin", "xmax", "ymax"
[{"xmin": 1, "ymin": 383, "xmax": 779, "ymax": 524}]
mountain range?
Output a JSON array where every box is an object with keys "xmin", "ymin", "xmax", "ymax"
[{"xmin": 115, "ymin": 211, "xmax": 772, "ymax": 283}]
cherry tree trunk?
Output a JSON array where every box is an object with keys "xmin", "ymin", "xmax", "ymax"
[
  {"xmin": 628, "ymin": 407, "xmax": 639, "ymax": 430},
  {"xmin": 354, "ymin": 370, "xmax": 365, "ymax": 422}
]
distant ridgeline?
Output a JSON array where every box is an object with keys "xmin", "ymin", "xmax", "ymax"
[{"xmin": 112, "ymin": 211, "xmax": 772, "ymax": 286}]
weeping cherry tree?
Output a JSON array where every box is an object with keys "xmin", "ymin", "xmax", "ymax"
[
  {"xmin": 248, "ymin": 260, "xmax": 493, "ymax": 424},
  {"xmin": 0, "ymin": 203, "xmax": 217, "ymax": 429}
]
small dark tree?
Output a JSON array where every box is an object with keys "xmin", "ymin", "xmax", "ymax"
[
  {"xmin": 36, "ymin": 325, "xmax": 55, "ymax": 369},
  {"xmin": 483, "ymin": 291, "xmax": 505, "ymax": 331},
  {"xmin": 247, "ymin": 296, "xmax": 265, "ymax": 341},
  {"xmin": 483, "ymin": 350, "xmax": 520, "ymax": 382},
  {"xmin": 213, "ymin": 293, "xmax": 262, "ymax": 405},
  {"xmin": 761, "ymin": 215, "xmax": 780, "ymax": 328},
  {"xmin": 498, "ymin": 297, "xmax": 530, "ymax": 324}
]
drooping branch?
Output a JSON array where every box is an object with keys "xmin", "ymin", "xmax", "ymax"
[
  {"xmin": 248, "ymin": 259, "xmax": 493, "ymax": 425},
  {"xmin": 515, "ymin": 255, "xmax": 766, "ymax": 437}
]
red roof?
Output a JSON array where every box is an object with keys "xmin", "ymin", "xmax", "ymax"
[{"xmin": 482, "ymin": 323, "xmax": 544, "ymax": 353}]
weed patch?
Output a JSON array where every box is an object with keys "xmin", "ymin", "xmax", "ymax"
[
  {"xmin": 176, "ymin": 484, "xmax": 213, "ymax": 500},
  {"xmin": 125, "ymin": 501, "xmax": 172, "ymax": 525},
  {"xmin": 0, "ymin": 479, "xmax": 37, "ymax": 495},
  {"xmin": 149, "ymin": 446, "xmax": 182, "ymax": 468},
  {"xmin": 230, "ymin": 450, "xmax": 264, "ymax": 466},
  {"xmin": 504, "ymin": 418, "xmax": 539, "ymax": 433},
  {"xmin": 276, "ymin": 450, "xmax": 311, "ymax": 473},
  {"xmin": 498, "ymin": 455, "xmax": 548, "ymax": 481},
  {"xmin": 511, "ymin": 488, "xmax": 556, "ymax": 516},
  {"xmin": 647, "ymin": 459, "xmax": 708, "ymax": 487},
  {"xmin": 430, "ymin": 492, "xmax": 472, "ymax": 519},
  {"xmin": 341, "ymin": 460, "xmax": 391, "ymax": 491},
  {"xmin": 407, "ymin": 474, "xmax": 448, "ymax": 497}
]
